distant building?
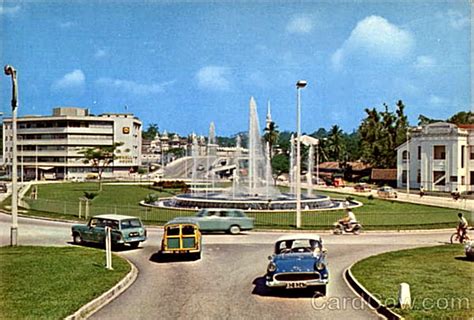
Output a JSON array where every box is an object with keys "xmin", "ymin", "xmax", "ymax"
[
  {"xmin": 396, "ymin": 122, "xmax": 474, "ymax": 193},
  {"xmin": 2, "ymin": 107, "xmax": 141, "ymax": 180}
]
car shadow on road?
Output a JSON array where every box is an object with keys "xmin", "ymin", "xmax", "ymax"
[
  {"xmin": 149, "ymin": 251, "xmax": 200, "ymax": 263},
  {"xmin": 67, "ymin": 241, "xmax": 143, "ymax": 252},
  {"xmin": 251, "ymin": 276, "xmax": 321, "ymax": 298}
]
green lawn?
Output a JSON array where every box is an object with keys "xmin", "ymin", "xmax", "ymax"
[
  {"xmin": 351, "ymin": 245, "xmax": 474, "ymax": 319},
  {"xmin": 0, "ymin": 246, "xmax": 130, "ymax": 319},
  {"xmin": 9, "ymin": 182, "xmax": 471, "ymax": 229}
]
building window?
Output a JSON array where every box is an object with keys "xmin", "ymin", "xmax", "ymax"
[
  {"xmin": 433, "ymin": 171, "xmax": 446, "ymax": 186},
  {"xmin": 417, "ymin": 146, "xmax": 421, "ymax": 160},
  {"xmin": 402, "ymin": 170, "xmax": 407, "ymax": 184},
  {"xmin": 417, "ymin": 170, "xmax": 421, "ymax": 183},
  {"xmin": 470, "ymin": 172, "xmax": 474, "ymax": 185},
  {"xmin": 402, "ymin": 150, "xmax": 409, "ymax": 160},
  {"xmin": 470, "ymin": 147, "xmax": 474, "ymax": 160},
  {"xmin": 461, "ymin": 146, "xmax": 465, "ymax": 168},
  {"xmin": 433, "ymin": 146, "xmax": 446, "ymax": 160}
]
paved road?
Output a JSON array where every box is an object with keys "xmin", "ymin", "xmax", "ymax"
[{"xmin": 0, "ymin": 213, "xmax": 452, "ymax": 319}]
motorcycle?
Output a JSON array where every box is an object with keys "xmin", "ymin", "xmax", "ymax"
[{"xmin": 333, "ymin": 221, "xmax": 362, "ymax": 235}]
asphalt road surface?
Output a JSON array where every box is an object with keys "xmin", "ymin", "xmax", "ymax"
[{"xmin": 0, "ymin": 213, "xmax": 452, "ymax": 319}]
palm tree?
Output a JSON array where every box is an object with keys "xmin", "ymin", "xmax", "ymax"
[
  {"xmin": 327, "ymin": 125, "xmax": 345, "ymax": 161},
  {"xmin": 263, "ymin": 121, "xmax": 280, "ymax": 161}
]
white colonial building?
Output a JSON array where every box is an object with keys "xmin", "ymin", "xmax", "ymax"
[
  {"xmin": 2, "ymin": 107, "xmax": 142, "ymax": 180},
  {"xmin": 396, "ymin": 122, "xmax": 474, "ymax": 193}
]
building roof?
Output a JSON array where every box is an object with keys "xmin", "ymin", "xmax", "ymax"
[
  {"xmin": 93, "ymin": 214, "xmax": 141, "ymax": 220},
  {"xmin": 371, "ymin": 168, "xmax": 397, "ymax": 181},
  {"xmin": 318, "ymin": 161, "xmax": 371, "ymax": 171},
  {"xmin": 458, "ymin": 124, "xmax": 474, "ymax": 130}
]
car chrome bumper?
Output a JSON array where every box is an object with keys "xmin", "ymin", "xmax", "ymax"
[{"xmin": 266, "ymin": 278, "xmax": 328, "ymax": 288}]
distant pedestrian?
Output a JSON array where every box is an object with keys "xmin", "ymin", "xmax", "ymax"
[
  {"xmin": 452, "ymin": 189, "xmax": 461, "ymax": 201},
  {"xmin": 419, "ymin": 186, "xmax": 424, "ymax": 198}
]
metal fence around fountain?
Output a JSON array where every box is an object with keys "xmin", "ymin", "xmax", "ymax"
[{"xmin": 22, "ymin": 197, "xmax": 461, "ymax": 230}]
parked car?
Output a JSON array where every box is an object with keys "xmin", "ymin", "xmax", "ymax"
[
  {"xmin": 265, "ymin": 234, "xmax": 329, "ymax": 295},
  {"xmin": 168, "ymin": 208, "xmax": 254, "ymax": 234},
  {"xmin": 333, "ymin": 177, "xmax": 345, "ymax": 187},
  {"xmin": 0, "ymin": 182, "xmax": 7, "ymax": 193},
  {"xmin": 71, "ymin": 214, "xmax": 147, "ymax": 248},
  {"xmin": 465, "ymin": 240, "xmax": 474, "ymax": 260},
  {"xmin": 160, "ymin": 220, "xmax": 202, "ymax": 259},
  {"xmin": 377, "ymin": 186, "xmax": 397, "ymax": 198},
  {"xmin": 354, "ymin": 183, "xmax": 369, "ymax": 192}
]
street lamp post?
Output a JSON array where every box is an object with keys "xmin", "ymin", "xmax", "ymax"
[
  {"xmin": 295, "ymin": 80, "xmax": 307, "ymax": 229},
  {"xmin": 4, "ymin": 65, "xmax": 18, "ymax": 246},
  {"xmin": 406, "ymin": 128, "xmax": 410, "ymax": 197}
]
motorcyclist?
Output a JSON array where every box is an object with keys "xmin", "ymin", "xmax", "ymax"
[{"xmin": 339, "ymin": 209, "xmax": 358, "ymax": 232}]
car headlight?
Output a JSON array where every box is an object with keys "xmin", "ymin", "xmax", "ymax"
[
  {"xmin": 315, "ymin": 262, "xmax": 325, "ymax": 271},
  {"xmin": 267, "ymin": 262, "xmax": 277, "ymax": 273}
]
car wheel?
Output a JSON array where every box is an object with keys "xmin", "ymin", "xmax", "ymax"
[
  {"xmin": 73, "ymin": 233, "xmax": 82, "ymax": 245},
  {"xmin": 130, "ymin": 242, "xmax": 139, "ymax": 249},
  {"xmin": 229, "ymin": 225, "xmax": 241, "ymax": 235},
  {"xmin": 333, "ymin": 226, "xmax": 343, "ymax": 235},
  {"xmin": 315, "ymin": 285, "xmax": 327, "ymax": 296}
]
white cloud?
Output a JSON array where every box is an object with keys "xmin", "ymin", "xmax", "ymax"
[
  {"xmin": 96, "ymin": 77, "xmax": 174, "ymax": 95},
  {"xmin": 195, "ymin": 66, "xmax": 231, "ymax": 91},
  {"xmin": 446, "ymin": 10, "xmax": 470, "ymax": 30},
  {"xmin": 429, "ymin": 94, "xmax": 448, "ymax": 106},
  {"xmin": 94, "ymin": 49, "xmax": 108, "ymax": 59},
  {"xmin": 286, "ymin": 15, "xmax": 314, "ymax": 34},
  {"xmin": 52, "ymin": 70, "xmax": 85, "ymax": 90},
  {"xmin": 331, "ymin": 15, "xmax": 414, "ymax": 70},
  {"xmin": 414, "ymin": 55, "xmax": 436, "ymax": 70},
  {"xmin": 0, "ymin": 5, "xmax": 20, "ymax": 15}
]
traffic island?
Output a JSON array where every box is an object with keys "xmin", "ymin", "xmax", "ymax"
[
  {"xmin": 347, "ymin": 245, "xmax": 474, "ymax": 319},
  {"xmin": 0, "ymin": 246, "xmax": 132, "ymax": 319}
]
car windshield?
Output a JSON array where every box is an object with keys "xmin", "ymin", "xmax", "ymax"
[
  {"xmin": 182, "ymin": 225, "xmax": 196, "ymax": 235},
  {"xmin": 120, "ymin": 219, "xmax": 142, "ymax": 229},
  {"xmin": 276, "ymin": 239, "xmax": 321, "ymax": 254},
  {"xmin": 166, "ymin": 226, "xmax": 180, "ymax": 236},
  {"xmin": 196, "ymin": 210, "xmax": 208, "ymax": 217}
]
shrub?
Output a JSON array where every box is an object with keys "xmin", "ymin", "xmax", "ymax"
[{"xmin": 144, "ymin": 193, "xmax": 159, "ymax": 204}]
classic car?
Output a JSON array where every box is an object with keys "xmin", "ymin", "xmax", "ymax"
[
  {"xmin": 377, "ymin": 186, "xmax": 397, "ymax": 198},
  {"xmin": 465, "ymin": 240, "xmax": 474, "ymax": 260},
  {"xmin": 160, "ymin": 220, "xmax": 202, "ymax": 259},
  {"xmin": 71, "ymin": 214, "xmax": 147, "ymax": 248},
  {"xmin": 354, "ymin": 183, "xmax": 370, "ymax": 192},
  {"xmin": 168, "ymin": 208, "xmax": 254, "ymax": 235},
  {"xmin": 266, "ymin": 234, "xmax": 329, "ymax": 295}
]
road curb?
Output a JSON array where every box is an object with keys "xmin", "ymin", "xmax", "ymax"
[
  {"xmin": 65, "ymin": 258, "xmax": 138, "ymax": 320},
  {"xmin": 344, "ymin": 264, "xmax": 404, "ymax": 320}
]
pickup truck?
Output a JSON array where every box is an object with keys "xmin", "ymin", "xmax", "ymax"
[{"xmin": 71, "ymin": 214, "xmax": 147, "ymax": 249}]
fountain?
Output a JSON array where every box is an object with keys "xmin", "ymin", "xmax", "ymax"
[{"xmin": 157, "ymin": 97, "xmax": 360, "ymax": 211}]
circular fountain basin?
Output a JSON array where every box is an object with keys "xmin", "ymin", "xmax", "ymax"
[{"xmin": 158, "ymin": 192, "xmax": 361, "ymax": 211}]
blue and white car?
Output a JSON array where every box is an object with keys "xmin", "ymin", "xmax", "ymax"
[{"xmin": 266, "ymin": 234, "xmax": 329, "ymax": 295}]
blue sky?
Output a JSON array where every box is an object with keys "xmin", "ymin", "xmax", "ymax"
[{"xmin": 0, "ymin": 1, "xmax": 471, "ymax": 137}]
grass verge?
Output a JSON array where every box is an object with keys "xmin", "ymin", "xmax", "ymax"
[
  {"xmin": 351, "ymin": 245, "xmax": 474, "ymax": 319},
  {"xmin": 0, "ymin": 246, "xmax": 130, "ymax": 319},
  {"xmin": 3, "ymin": 182, "xmax": 471, "ymax": 230}
]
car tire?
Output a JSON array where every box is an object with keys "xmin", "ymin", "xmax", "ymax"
[
  {"xmin": 315, "ymin": 285, "xmax": 327, "ymax": 296},
  {"xmin": 130, "ymin": 242, "xmax": 139, "ymax": 249},
  {"xmin": 229, "ymin": 225, "xmax": 241, "ymax": 235},
  {"xmin": 73, "ymin": 233, "xmax": 82, "ymax": 245}
]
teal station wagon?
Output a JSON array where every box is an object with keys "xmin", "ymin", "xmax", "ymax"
[
  {"xmin": 71, "ymin": 214, "xmax": 147, "ymax": 248},
  {"xmin": 169, "ymin": 208, "xmax": 254, "ymax": 235}
]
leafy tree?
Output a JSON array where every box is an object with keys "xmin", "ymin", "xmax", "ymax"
[
  {"xmin": 165, "ymin": 147, "xmax": 186, "ymax": 158},
  {"xmin": 358, "ymin": 100, "xmax": 409, "ymax": 168},
  {"xmin": 79, "ymin": 142, "xmax": 123, "ymax": 191},
  {"xmin": 142, "ymin": 123, "xmax": 159, "ymax": 140},
  {"xmin": 448, "ymin": 111, "xmax": 474, "ymax": 125},
  {"xmin": 271, "ymin": 153, "xmax": 289, "ymax": 177}
]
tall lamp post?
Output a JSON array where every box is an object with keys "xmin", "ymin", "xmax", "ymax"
[
  {"xmin": 5, "ymin": 65, "xmax": 18, "ymax": 246},
  {"xmin": 406, "ymin": 127, "xmax": 410, "ymax": 197},
  {"xmin": 295, "ymin": 80, "xmax": 307, "ymax": 229}
]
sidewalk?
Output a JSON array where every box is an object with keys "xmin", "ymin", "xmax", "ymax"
[{"xmin": 299, "ymin": 183, "xmax": 474, "ymax": 212}]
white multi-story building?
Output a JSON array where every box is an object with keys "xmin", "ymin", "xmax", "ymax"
[
  {"xmin": 396, "ymin": 122, "xmax": 474, "ymax": 193},
  {"xmin": 2, "ymin": 107, "xmax": 141, "ymax": 180}
]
